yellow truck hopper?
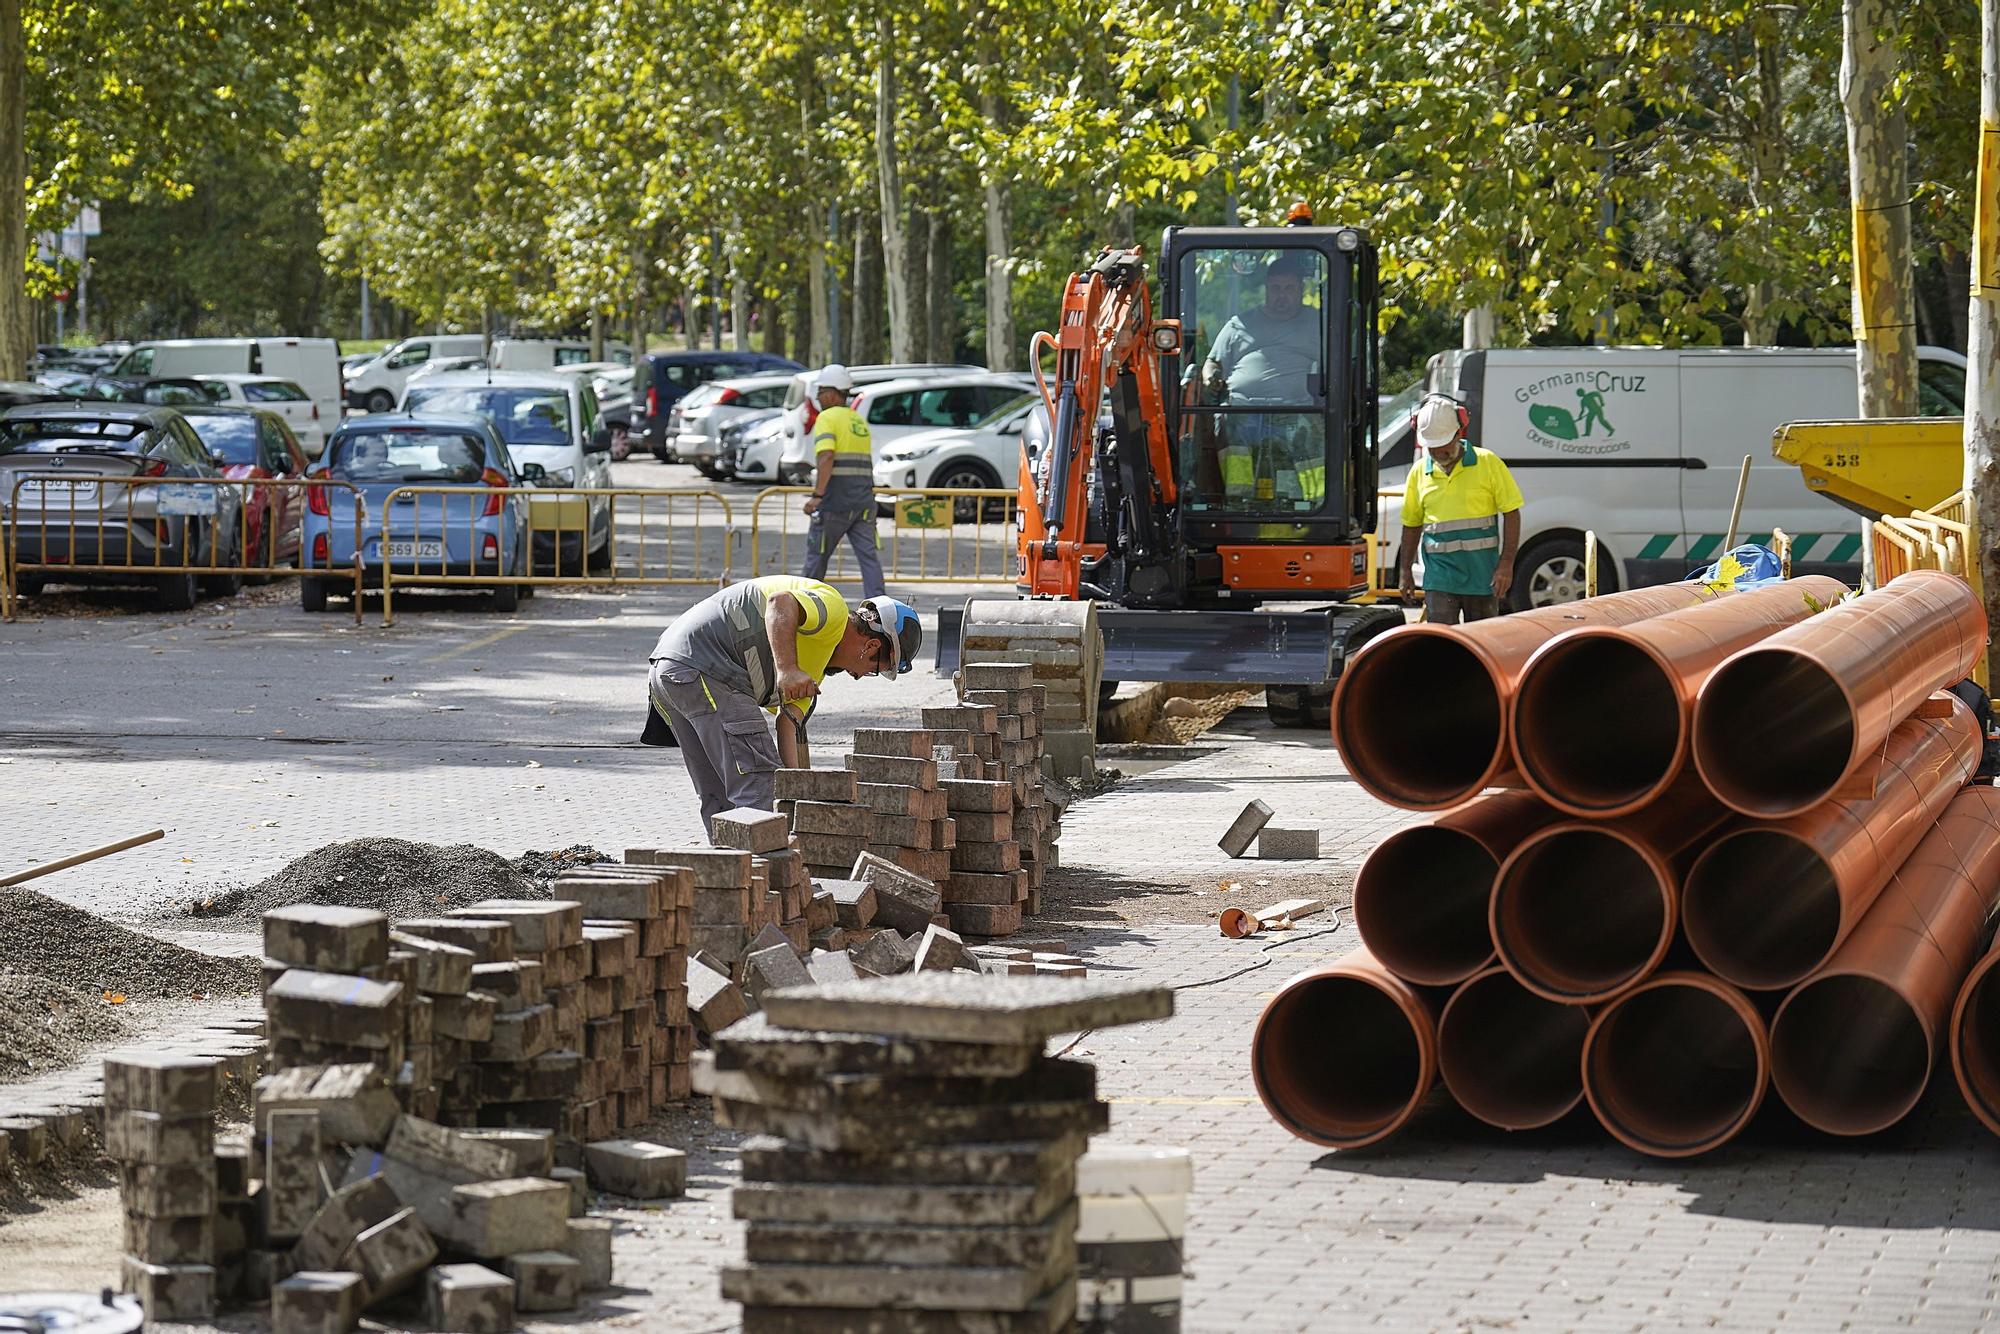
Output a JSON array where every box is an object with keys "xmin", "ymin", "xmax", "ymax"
[{"xmin": 1774, "ymin": 417, "xmax": 1963, "ymax": 521}]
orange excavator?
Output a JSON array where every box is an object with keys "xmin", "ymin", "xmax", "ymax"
[{"xmin": 937, "ymin": 206, "xmax": 1403, "ymax": 726}]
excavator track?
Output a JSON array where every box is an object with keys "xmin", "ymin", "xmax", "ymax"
[{"xmin": 1263, "ymin": 604, "xmax": 1406, "ymax": 728}]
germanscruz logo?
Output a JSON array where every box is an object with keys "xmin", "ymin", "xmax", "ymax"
[{"xmin": 1516, "ymin": 370, "xmax": 1648, "ymax": 455}]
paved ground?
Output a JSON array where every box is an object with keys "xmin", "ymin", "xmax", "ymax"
[{"xmin": 5, "ymin": 458, "xmax": 2000, "ymax": 1329}]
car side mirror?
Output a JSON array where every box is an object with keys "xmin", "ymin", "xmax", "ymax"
[
  {"xmin": 209, "ymin": 450, "xmax": 229, "ymax": 467},
  {"xmin": 518, "ymin": 462, "xmax": 547, "ymax": 484},
  {"xmin": 587, "ymin": 423, "xmax": 613, "ymax": 454}
]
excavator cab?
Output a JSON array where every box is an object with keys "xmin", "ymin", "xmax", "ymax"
[{"xmin": 1160, "ymin": 225, "xmax": 1379, "ymax": 602}]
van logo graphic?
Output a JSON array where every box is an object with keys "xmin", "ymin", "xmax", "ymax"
[
  {"xmin": 1516, "ymin": 371, "xmax": 1647, "ymax": 454},
  {"xmin": 1528, "ymin": 388, "xmax": 1616, "ymax": 440}
]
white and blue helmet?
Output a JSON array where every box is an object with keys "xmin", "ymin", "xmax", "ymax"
[{"xmin": 860, "ymin": 596, "xmax": 923, "ymax": 679}]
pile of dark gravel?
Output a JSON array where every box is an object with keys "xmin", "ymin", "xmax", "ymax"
[
  {"xmin": 0, "ymin": 973, "xmax": 133, "ymax": 1080},
  {"xmin": 0, "ymin": 887, "xmax": 261, "ymax": 999},
  {"xmin": 512, "ymin": 845, "xmax": 611, "ymax": 888},
  {"xmin": 190, "ymin": 837, "xmax": 547, "ymax": 921}
]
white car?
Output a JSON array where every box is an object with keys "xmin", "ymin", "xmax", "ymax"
[
  {"xmin": 729, "ymin": 412, "xmax": 790, "ymax": 485},
  {"xmin": 345, "ymin": 334, "xmax": 487, "ymax": 412},
  {"xmin": 669, "ymin": 373, "xmax": 795, "ymax": 476},
  {"xmin": 774, "ymin": 362, "xmax": 986, "ymax": 483},
  {"xmin": 490, "ymin": 339, "xmax": 632, "ymax": 371},
  {"xmin": 400, "ymin": 370, "xmax": 616, "ymax": 573},
  {"xmin": 405, "ymin": 355, "xmax": 488, "ymax": 386},
  {"xmin": 109, "ymin": 338, "xmax": 341, "ymax": 437},
  {"xmin": 193, "ymin": 374, "xmax": 330, "ymax": 456},
  {"xmin": 873, "ymin": 390, "xmax": 1039, "ymax": 494}
]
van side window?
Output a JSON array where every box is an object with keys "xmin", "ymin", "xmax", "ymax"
[
  {"xmin": 1918, "ymin": 360, "xmax": 1964, "ymax": 417},
  {"xmin": 388, "ymin": 344, "xmax": 430, "ymax": 370}
]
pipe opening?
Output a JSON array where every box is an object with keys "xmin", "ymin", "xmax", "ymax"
[
  {"xmin": 1354, "ymin": 829, "xmax": 1499, "ymax": 985},
  {"xmin": 1254, "ymin": 974, "xmax": 1423, "ymax": 1145},
  {"xmin": 1587, "ymin": 983, "xmax": 1762, "ymax": 1153},
  {"xmin": 1337, "ymin": 634, "xmax": 1502, "ymax": 807},
  {"xmin": 1439, "ymin": 970, "xmax": 1591, "ymax": 1129},
  {"xmin": 1516, "ymin": 636, "xmax": 1681, "ymax": 811},
  {"xmin": 1494, "ymin": 831, "xmax": 1667, "ymax": 999},
  {"xmin": 1773, "ymin": 975, "xmax": 1927, "ymax": 1134},
  {"xmin": 1956, "ymin": 964, "xmax": 2000, "ymax": 1129},
  {"xmin": 1694, "ymin": 651, "xmax": 1854, "ymax": 816},
  {"xmin": 1682, "ymin": 831, "xmax": 1841, "ymax": 989}
]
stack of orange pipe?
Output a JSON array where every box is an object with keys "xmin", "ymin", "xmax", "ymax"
[{"xmin": 1255, "ymin": 570, "xmax": 1996, "ymax": 1158}]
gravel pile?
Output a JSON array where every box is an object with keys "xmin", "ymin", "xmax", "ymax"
[
  {"xmin": 0, "ymin": 887, "xmax": 260, "ymax": 999},
  {"xmin": 513, "ymin": 845, "xmax": 611, "ymax": 888},
  {"xmin": 0, "ymin": 974, "xmax": 132, "ymax": 1080},
  {"xmin": 190, "ymin": 837, "xmax": 546, "ymax": 921}
]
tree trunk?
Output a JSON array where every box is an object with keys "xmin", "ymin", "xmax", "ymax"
[
  {"xmin": 1114, "ymin": 200, "xmax": 1137, "ymax": 246},
  {"xmin": 1842, "ymin": 0, "xmax": 1919, "ymax": 417},
  {"xmin": 875, "ymin": 17, "xmax": 915, "ymax": 362},
  {"xmin": 904, "ymin": 202, "xmax": 928, "ymax": 358},
  {"xmin": 1741, "ymin": 8, "xmax": 1786, "ymax": 346},
  {"xmin": 926, "ymin": 207, "xmax": 953, "ymax": 362},
  {"xmin": 981, "ymin": 87, "xmax": 1015, "ymax": 371},
  {"xmin": 1462, "ymin": 307, "xmax": 1497, "ymax": 348},
  {"xmin": 763, "ymin": 295, "xmax": 786, "ymax": 362},
  {"xmin": 807, "ymin": 207, "xmax": 831, "ymax": 366},
  {"xmin": 1964, "ymin": 0, "xmax": 2000, "ymax": 683},
  {"xmin": 0, "ymin": 0, "xmax": 28, "ymax": 380},
  {"xmin": 791, "ymin": 283, "xmax": 813, "ymax": 367},
  {"xmin": 730, "ymin": 247, "xmax": 751, "ymax": 353},
  {"xmin": 589, "ymin": 310, "xmax": 604, "ymax": 363},
  {"xmin": 851, "ymin": 212, "xmax": 876, "ymax": 364}
]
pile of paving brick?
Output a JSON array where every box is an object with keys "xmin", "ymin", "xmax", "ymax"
[
  {"xmin": 112, "ymin": 901, "xmax": 694, "ymax": 1325},
  {"xmin": 698, "ymin": 974, "xmax": 1173, "ymax": 1331}
]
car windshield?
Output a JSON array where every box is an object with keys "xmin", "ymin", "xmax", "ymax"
[
  {"xmin": 183, "ymin": 415, "xmax": 262, "ymax": 464},
  {"xmin": 244, "ymin": 381, "xmax": 307, "ymax": 403},
  {"xmin": 977, "ymin": 392, "xmax": 1038, "ymax": 429},
  {"xmin": 330, "ymin": 429, "xmax": 487, "ymax": 483},
  {"xmin": 402, "ymin": 387, "xmax": 571, "ymax": 447},
  {"xmin": 0, "ymin": 418, "xmax": 149, "ymax": 455}
]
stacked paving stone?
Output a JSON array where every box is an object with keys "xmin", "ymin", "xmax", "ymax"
[
  {"xmin": 712, "ymin": 808, "xmax": 818, "ymax": 955},
  {"xmin": 555, "ymin": 861, "xmax": 697, "ymax": 1114},
  {"xmin": 629, "ymin": 839, "xmax": 772, "ymax": 982},
  {"xmin": 702, "ymin": 975, "xmax": 1173, "ymax": 1331},
  {"xmin": 845, "ymin": 728, "xmax": 955, "ymax": 886},
  {"xmin": 956, "ymin": 661, "xmax": 1067, "ymax": 928},
  {"xmin": 106, "ymin": 1050, "xmax": 225, "ymax": 1321}
]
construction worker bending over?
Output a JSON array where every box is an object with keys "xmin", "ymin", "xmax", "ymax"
[
  {"xmin": 800, "ymin": 364, "xmax": 886, "ymax": 598},
  {"xmin": 646, "ymin": 575, "xmax": 921, "ymax": 837},
  {"xmin": 1398, "ymin": 394, "xmax": 1523, "ymax": 623}
]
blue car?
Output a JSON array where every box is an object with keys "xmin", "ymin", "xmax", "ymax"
[{"xmin": 300, "ymin": 413, "xmax": 531, "ymax": 613}]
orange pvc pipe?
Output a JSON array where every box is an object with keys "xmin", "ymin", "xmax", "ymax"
[
  {"xmin": 1948, "ymin": 792, "xmax": 2000, "ymax": 1141},
  {"xmin": 1331, "ymin": 582, "xmax": 1733, "ymax": 811},
  {"xmin": 1512, "ymin": 575, "xmax": 1850, "ymax": 817},
  {"xmin": 1489, "ymin": 784, "xmax": 1731, "ymax": 1003},
  {"xmin": 1582, "ymin": 970, "xmax": 1769, "ymax": 1158},
  {"xmin": 1692, "ymin": 570, "xmax": 1985, "ymax": 818},
  {"xmin": 1352, "ymin": 791, "xmax": 1566, "ymax": 986},
  {"xmin": 1682, "ymin": 695, "xmax": 1978, "ymax": 991},
  {"xmin": 1251, "ymin": 947, "xmax": 1437, "ymax": 1149},
  {"xmin": 1774, "ymin": 787, "xmax": 2000, "ymax": 1136},
  {"xmin": 1438, "ymin": 965, "xmax": 1593, "ymax": 1130}
]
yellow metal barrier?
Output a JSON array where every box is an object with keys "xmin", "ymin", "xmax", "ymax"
[
  {"xmin": 378, "ymin": 486, "xmax": 734, "ymax": 625},
  {"xmin": 747, "ymin": 486, "xmax": 1020, "ymax": 586},
  {"xmin": 3, "ymin": 473, "xmax": 366, "ymax": 623}
]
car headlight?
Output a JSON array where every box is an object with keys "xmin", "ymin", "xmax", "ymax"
[
  {"xmin": 887, "ymin": 441, "xmax": 941, "ymax": 462},
  {"xmin": 539, "ymin": 467, "xmax": 576, "ymax": 487}
]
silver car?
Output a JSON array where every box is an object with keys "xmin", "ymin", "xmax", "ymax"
[{"xmin": 667, "ymin": 372, "xmax": 795, "ymax": 478}]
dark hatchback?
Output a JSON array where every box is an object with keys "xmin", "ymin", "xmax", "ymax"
[{"xmin": 632, "ymin": 350, "xmax": 801, "ymax": 459}]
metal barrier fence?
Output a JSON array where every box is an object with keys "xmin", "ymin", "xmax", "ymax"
[
  {"xmin": 746, "ymin": 486, "xmax": 1020, "ymax": 586},
  {"xmin": 377, "ymin": 486, "xmax": 734, "ymax": 625},
  {"xmin": 2, "ymin": 474, "xmax": 366, "ymax": 623}
]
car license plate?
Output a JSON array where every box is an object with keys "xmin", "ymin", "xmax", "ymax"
[
  {"xmin": 16, "ymin": 479, "xmax": 99, "ymax": 503},
  {"xmin": 383, "ymin": 540, "xmax": 444, "ymax": 559}
]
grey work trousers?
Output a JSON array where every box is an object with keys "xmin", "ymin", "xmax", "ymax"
[
  {"xmin": 1424, "ymin": 591, "xmax": 1500, "ymax": 624},
  {"xmin": 648, "ymin": 659, "xmax": 778, "ymax": 838},
  {"xmin": 801, "ymin": 506, "xmax": 886, "ymax": 599}
]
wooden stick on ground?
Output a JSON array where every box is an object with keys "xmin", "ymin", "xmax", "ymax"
[{"xmin": 0, "ymin": 829, "xmax": 167, "ymax": 888}]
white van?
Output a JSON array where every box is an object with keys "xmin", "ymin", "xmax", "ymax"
[
  {"xmin": 489, "ymin": 339, "xmax": 632, "ymax": 372},
  {"xmin": 109, "ymin": 338, "xmax": 341, "ymax": 439},
  {"xmin": 1386, "ymin": 345, "xmax": 1969, "ymax": 607},
  {"xmin": 344, "ymin": 334, "xmax": 487, "ymax": 412}
]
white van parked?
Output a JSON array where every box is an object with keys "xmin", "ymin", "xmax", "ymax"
[
  {"xmin": 490, "ymin": 339, "xmax": 631, "ymax": 372},
  {"xmin": 108, "ymin": 338, "xmax": 341, "ymax": 440},
  {"xmin": 1387, "ymin": 344, "xmax": 1969, "ymax": 607},
  {"xmin": 344, "ymin": 334, "xmax": 487, "ymax": 412}
]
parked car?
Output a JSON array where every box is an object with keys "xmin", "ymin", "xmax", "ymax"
[
  {"xmin": 31, "ymin": 367, "xmax": 97, "ymax": 397},
  {"xmin": 491, "ymin": 338, "xmax": 632, "ymax": 371},
  {"xmin": 551, "ymin": 363, "xmax": 636, "ymax": 459},
  {"xmin": 0, "ymin": 380, "xmax": 64, "ymax": 409},
  {"xmin": 668, "ymin": 372, "xmax": 796, "ymax": 477},
  {"xmin": 874, "ymin": 390, "xmax": 1039, "ymax": 506},
  {"xmin": 180, "ymin": 406, "xmax": 310, "ymax": 570},
  {"xmin": 340, "ymin": 351, "xmax": 383, "ymax": 375},
  {"xmin": 191, "ymin": 375, "xmax": 327, "ymax": 455},
  {"xmin": 773, "ymin": 363, "xmax": 986, "ymax": 483},
  {"xmin": 400, "ymin": 370, "xmax": 614, "ymax": 573},
  {"xmin": 0, "ymin": 402, "xmax": 246, "ymax": 609},
  {"xmin": 722, "ymin": 411, "xmax": 788, "ymax": 485},
  {"xmin": 88, "ymin": 377, "xmax": 213, "ymax": 406},
  {"xmin": 103, "ymin": 339, "xmax": 341, "ymax": 437},
  {"xmin": 344, "ymin": 334, "xmax": 487, "ymax": 412},
  {"xmin": 633, "ymin": 350, "xmax": 803, "ymax": 459},
  {"xmin": 404, "ymin": 355, "xmax": 488, "ymax": 387},
  {"xmin": 301, "ymin": 414, "xmax": 531, "ymax": 613}
]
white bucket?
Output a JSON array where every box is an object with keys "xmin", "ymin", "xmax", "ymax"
[{"xmin": 1076, "ymin": 1144, "xmax": 1191, "ymax": 1332}]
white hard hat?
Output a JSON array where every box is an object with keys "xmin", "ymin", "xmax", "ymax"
[
  {"xmin": 817, "ymin": 364, "xmax": 853, "ymax": 393},
  {"xmin": 1415, "ymin": 395, "xmax": 1465, "ymax": 448}
]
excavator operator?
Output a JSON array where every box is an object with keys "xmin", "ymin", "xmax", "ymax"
[{"xmin": 1195, "ymin": 251, "xmax": 1326, "ymax": 510}]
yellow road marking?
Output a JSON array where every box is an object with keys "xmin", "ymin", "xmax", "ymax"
[{"xmin": 421, "ymin": 623, "xmax": 530, "ymax": 666}]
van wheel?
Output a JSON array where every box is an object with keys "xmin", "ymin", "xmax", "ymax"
[
  {"xmin": 366, "ymin": 389, "xmax": 395, "ymax": 414},
  {"xmin": 1514, "ymin": 536, "xmax": 1613, "ymax": 611}
]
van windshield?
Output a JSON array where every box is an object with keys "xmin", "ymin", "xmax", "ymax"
[
  {"xmin": 331, "ymin": 429, "xmax": 487, "ymax": 483},
  {"xmin": 402, "ymin": 387, "xmax": 571, "ymax": 447}
]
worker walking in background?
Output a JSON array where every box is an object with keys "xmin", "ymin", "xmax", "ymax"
[
  {"xmin": 643, "ymin": 574, "xmax": 921, "ymax": 837},
  {"xmin": 800, "ymin": 365, "xmax": 886, "ymax": 598},
  {"xmin": 1398, "ymin": 393, "xmax": 1523, "ymax": 622}
]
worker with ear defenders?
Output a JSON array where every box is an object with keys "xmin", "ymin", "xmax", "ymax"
[{"xmin": 1398, "ymin": 393, "xmax": 1523, "ymax": 623}]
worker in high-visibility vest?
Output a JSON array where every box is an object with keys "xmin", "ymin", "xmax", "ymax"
[
  {"xmin": 800, "ymin": 365, "xmax": 887, "ymax": 598},
  {"xmin": 1398, "ymin": 393, "xmax": 1523, "ymax": 623}
]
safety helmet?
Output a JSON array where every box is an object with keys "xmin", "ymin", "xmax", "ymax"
[
  {"xmin": 1414, "ymin": 393, "xmax": 1469, "ymax": 449},
  {"xmin": 860, "ymin": 596, "xmax": 922, "ymax": 679},
  {"xmin": 817, "ymin": 364, "xmax": 854, "ymax": 393}
]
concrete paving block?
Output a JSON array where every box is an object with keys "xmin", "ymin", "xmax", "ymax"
[
  {"xmin": 777, "ymin": 767, "xmax": 862, "ymax": 802},
  {"xmin": 582, "ymin": 1139, "xmax": 687, "ymax": 1199},
  {"xmin": 1217, "ymin": 798, "xmax": 1274, "ymax": 858},
  {"xmin": 266, "ymin": 970, "xmax": 404, "ymax": 1051},
  {"xmin": 761, "ymin": 974, "xmax": 1172, "ymax": 1045},
  {"xmin": 555, "ymin": 876, "xmax": 660, "ymax": 921},
  {"xmin": 804, "ymin": 888, "xmax": 837, "ymax": 933},
  {"xmin": 869, "ymin": 813, "xmax": 937, "ymax": 849},
  {"xmin": 746, "ymin": 1200, "xmax": 1077, "ymax": 1270},
  {"xmin": 582, "ymin": 925, "xmax": 638, "ymax": 977},
  {"xmin": 484, "ymin": 1004, "xmax": 555, "ymax": 1062},
  {"xmin": 549, "ymin": 1165, "xmax": 588, "ymax": 1217},
  {"xmin": 808, "ymin": 949, "xmax": 859, "ymax": 986},
  {"xmin": 961, "ymin": 662, "xmax": 1036, "ymax": 691},
  {"xmin": 849, "ymin": 929, "xmax": 918, "ymax": 978},
  {"xmin": 459, "ymin": 1129, "xmax": 555, "ymax": 1177},
  {"xmin": 913, "ymin": 924, "xmax": 970, "ymax": 973},
  {"xmin": 387, "ymin": 931, "xmax": 476, "ymax": 995},
  {"xmin": 427, "ymin": 1262, "xmax": 517, "ymax": 1332},
  {"xmin": 396, "ymin": 917, "xmax": 516, "ymax": 963},
  {"xmin": 439, "ymin": 1178, "xmax": 570, "ymax": 1258},
  {"xmin": 563, "ymin": 1216, "xmax": 614, "ymax": 1289},
  {"xmin": 469, "ymin": 961, "xmax": 545, "ymax": 1012},
  {"xmin": 289, "ymin": 1174, "xmax": 404, "ymax": 1273},
  {"xmin": 794, "ymin": 831, "xmax": 871, "ymax": 868},
  {"xmin": 712, "ymin": 807, "xmax": 792, "ymax": 853},
  {"xmin": 943, "ymin": 871, "xmax": 1025, "ymax": 906},
  {"xmin": 385, "ymin": 1116, "xmax": 519, "ymax": 1184},
  {"xmin": 263, "ymin": 1109, "xmax": 323, "ymax": 1239},
  {"xmin": 121, "ymin": 1257, "xmax": 217, "ymax": 1321},
  {"xmin": 120, "ymin": 1160, "xmax": 218, "ymax": 1220},
  {"xmin": 721, "ymin": 1258, "xmax": 1051, "ymax": 1310},
  {"xmin": 943, "ymin": 779, "xmax": 1014, "ymax": 814},
  {"xmin": 844, "ymin": 754, "xmax": 940, "ymax": 789},
  {"xmin": 747, "ymin": 943, "xmax": 814, "ymax": 998},
  {"xmin": 688, "ymin": 963, "xmax": 750, "ymax": 1036},
  {"xmin": 101, "ymin": 1050, "xmax": 220, "ymax": 1117},
  {"xmin": 1257, "ymin": 825, "xmax": 1321, "ymax": 859},
  {"xmin": 479, "ymin": 1050, "xmax": 584, "ymax": 1104},
  {"xmin": 434, "ymin": 991, "xmax": 499, "ymax": 1041},
  {"xmin": 947, "ymin": 903, "xmax": 1025, "ymax": 938},
  {"xmin": 123, "ymin": 1211, "xmax": 216, "ymax": 1265},
  {"xmin": 792, "ymin": 800, "xmax": 871, "ymax": 837},
  {"xmin": 922, "ymin": 703, "xmax": 1001, "ymax": 734},
  {"xmin": 502, "ymin": 1250, "xmax": 582, "ymax": 1312},
  {"xmin": 856, "ymin": 782, "xmax": 928, "ymax": 817},
  {"xmin": 241, "ymin": 1247, "xmax": 292, "ymax": 1302},
  {"xmin": 263, "ymin": 905, "xmax": 391, "ymax": 974},
  {"xmin": 952, "ymin": 839, "xmax": 1021, "ymax": 874},
  {"xmin": 272, "ymin": 1269, "xmax": 365, "ymax": 1333},
  {"xmin": 454, "ymin": 900, "xmax": 585, "ymax": 952},
  {"xmin": 341, "ymin": 1206, "xmax": 436, "ymax": 1305},
  {"xmin": 255, "ymin": 1064, "xmax": 399, "ymax": 1146},
  {"xmin": 102, "ymin": 1109, "xmax": 210, "ymax": 1165},
  {"xmin": 710, "ymin": 1013, "xmax": 1038, "ymax": 1079},
  {"xmin": 850, "ymin": 854, "xmax": 942, "ymax": 934},
  {"xmin": 627, "ymin": 846, "xmax": 754, "ymax": 888},
  {"xmin": 0, "ymin": 1116, "xmax": 47, "ymax": 1165},
  {"xmin": 852, "ymin": 727, "xmax": 937, "ymax": 757}
]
